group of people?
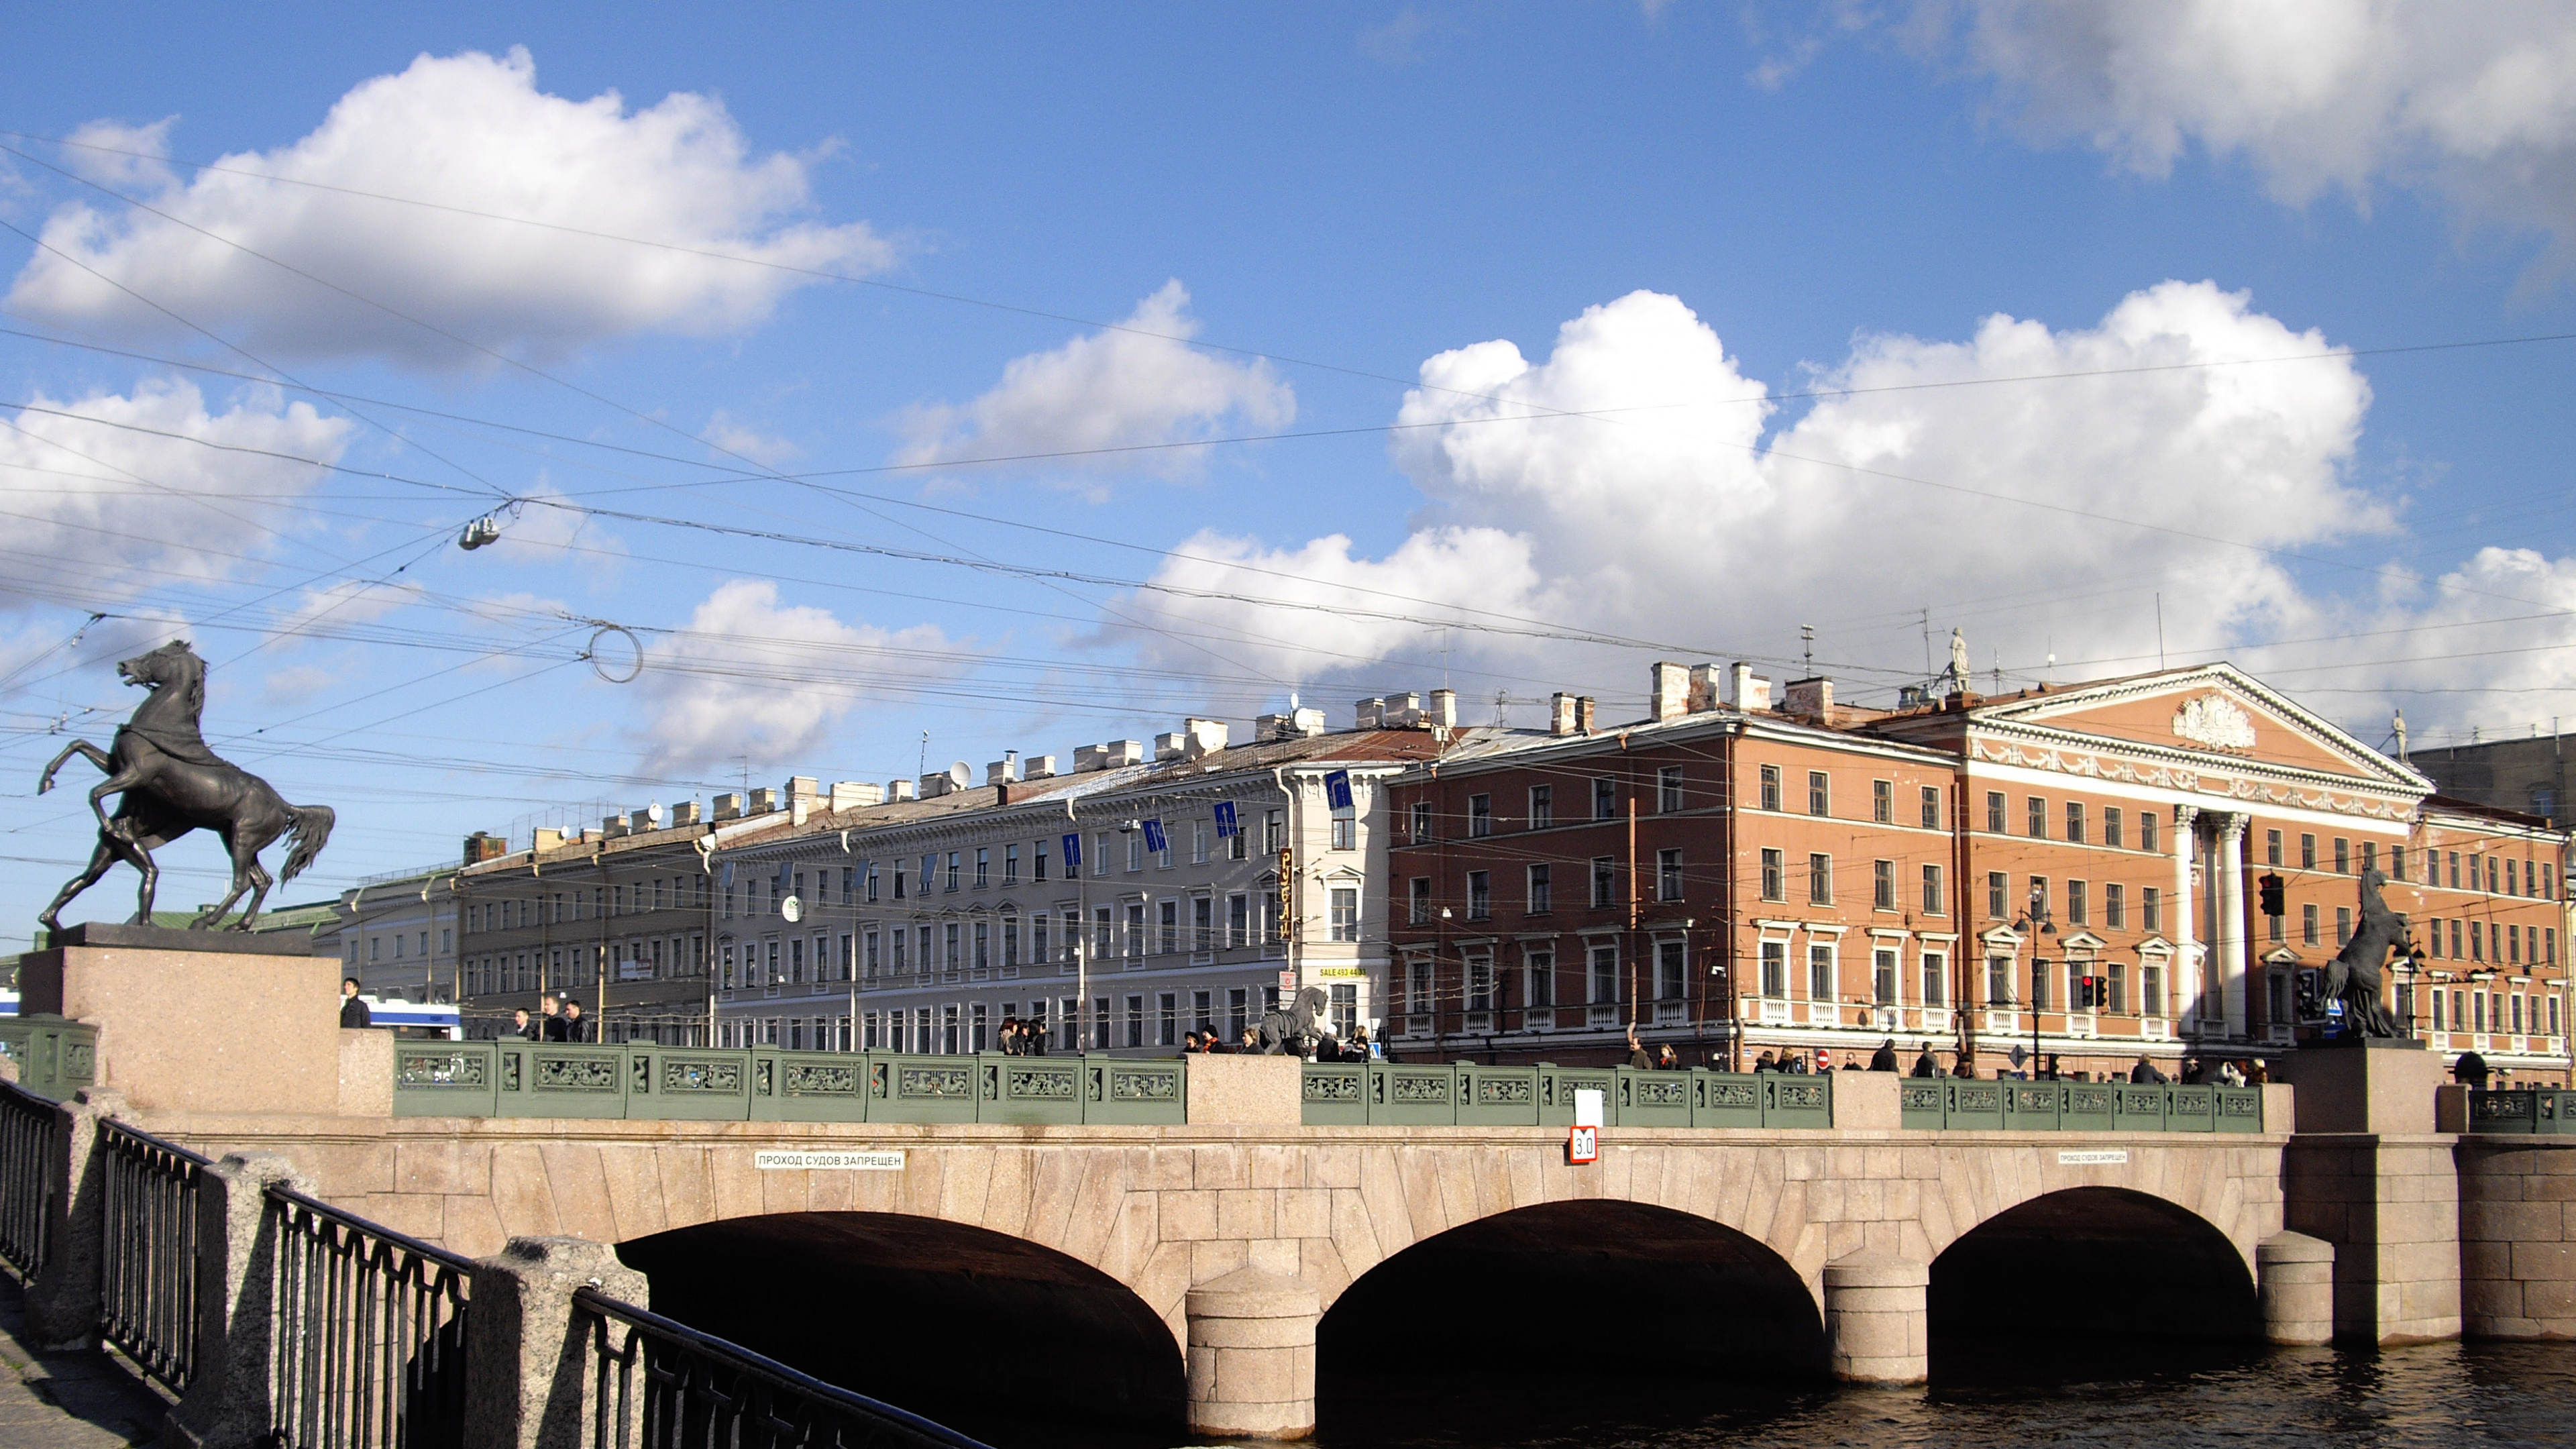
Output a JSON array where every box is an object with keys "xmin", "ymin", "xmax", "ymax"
[
  {"xmin": 504, "ymin": 996, "xmax": 591, "ymax": 1041},
  {"xmin": 1180, "ymin": 1024, "xmax": 1375, "ymax": 1061},
  {"xmin": 2123, "ymin": 1055, "xmax": 2267, "ymax": 1085},
  {"xmin": 994, "ymin": 1016, "xmax": 1049, "ymax": 1055}
]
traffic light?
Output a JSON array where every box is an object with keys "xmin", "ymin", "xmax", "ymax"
[{"xmin": 2258, "ymin": 873, "xmax": 2286, "ymax": 916}]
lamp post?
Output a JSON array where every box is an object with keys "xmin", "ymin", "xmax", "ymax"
[{"xmin": 2016, "ymin": 891, "xmax": 2056, "ymax": 1078}]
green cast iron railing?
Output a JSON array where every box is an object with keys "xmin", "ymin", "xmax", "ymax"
[
  {"xmin": 1298, "ymin": 1063, "xmax": 1833, "ymax": 1128},
  {"xmin": 0, "ymin": 1016, "xmax": 98, "ymax": 1102},
  {"xmin": 2465, "ymin": 1088, "xmax": 2576, "ymax": 1134},
  {"xmin": 1896, "ymin": 1078, "xmax": 2263, "ymax": 1132}
]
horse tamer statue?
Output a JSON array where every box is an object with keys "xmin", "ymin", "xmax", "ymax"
[
  {"xmin": 36, "ymin": 640, "xmax": 333, "ymax": 933},
  {"xmin": 2323, "ymin": 867, "xmax": 2410, "ymax": 1038}
]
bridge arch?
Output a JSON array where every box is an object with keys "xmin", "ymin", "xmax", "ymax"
[{"xmin": 616, "ymin": 1211, "xmax": 1185, "ymax": 1441}]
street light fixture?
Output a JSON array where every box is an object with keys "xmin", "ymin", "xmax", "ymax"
[{"xmin": 2015, "ymin": 892, "xmax": 2056, "ymax": 1079}]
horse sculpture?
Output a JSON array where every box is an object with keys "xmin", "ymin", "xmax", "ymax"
[
  {"xmin": 2323, "ymin": 866, "xmax": 2409, "ymax": 1038},
  {"xmin": 36, "ymin": 640, "xmax": 333, "ymax": 934},
  {"xmin": 1256, "ymin": 985, "xmax": 1332, "ymax": 1056}
]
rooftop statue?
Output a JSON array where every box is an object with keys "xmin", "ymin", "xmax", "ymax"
[
  {"xmin": 2324, "ymin": 867, "xmax": 2408, "ymax": 1038},
  {"xmin": 36, "ymin": 640, "xmax": 334, "ymax": 934}
]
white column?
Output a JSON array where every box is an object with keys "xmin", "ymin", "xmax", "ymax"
[
  {"xmin": 2217, "ymin": 814, "xmax": 2249, "ymax": 1039},
  {"xmin": 2173, "ymin": 805, "xmax": 2200, "ymax": 1034}
]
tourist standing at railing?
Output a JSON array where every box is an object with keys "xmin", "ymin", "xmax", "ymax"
[
  {"xmin": 1655, "ymin": 1044, "xmax": 1680, "ymax": 1070},
  {"xmin": 339, "ymin": 977, "xmax": 372, "ymax": 1028},
  {"xmin": 539, "ymin": 996, "xmax": 567, "ymax": 1040},
  {"xmin": 2455, "ymin": 1050, "xmax": 2491, "ymax": 1090},
  {"xmin": 2130, "ymin": 1055, "xmax": 2168, "ymax": 1085},
  {"xmin": 2245, "ymin": 1059, "xmax": 2269, "ymax": 1085},
  {"xmin": 1870, "ymin": 1039, "xmax": 1899, "ymax": 1073},
  {"xmin": 1911, "ymin": 1044, "xmax": 1941, "ymax": 1077},
  {"xmin": 2218, "ymin": 1059, "xmax": 2246, "ymax": 1087},
  {"xmin": 561, "ymin": 1000, "xmax": 589, "ymax": 1042},
  {"xmin": 511, "ymin": 1007, "xmax": 538, "ymax": 1040},
  {"xmin": 1625, "ymin": 1026, "xmax": 1652, "ymax": 1069}
]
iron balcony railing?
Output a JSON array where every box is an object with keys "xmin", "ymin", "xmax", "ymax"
[
  {"xmin": 0, "ymin": 1079, "xmax": 59, "ymax": 1281},
  {"xmin": 99, "ymin": 1118, "xmax": 209, "ymax": 1393},
  {"xmin": 267, "ymin": 1185, "xmax": 474, "ymax": 1449},
  {"xmin": 574, "ymin": 1286, "xmax": 991, "ymax": 1449}
]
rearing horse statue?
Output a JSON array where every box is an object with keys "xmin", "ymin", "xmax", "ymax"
[{"xmin": 36, "ymin": 639, "xmax": 334, "ymax": 933}]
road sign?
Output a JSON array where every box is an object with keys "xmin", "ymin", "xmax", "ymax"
[
  {"xmin": 1061, "ymin": 832, "xmax": 1081, "ymax": 869},
  {"xmin": 1142, "ymin": 818, "xmax": 1168, "ymax": 855},
  {"xmin": 1278, "ymin": 969, "xmax": 1297, "ymax": 991},
  {"xmin": 1214, "ymin": 800, "xmax": 1238, "ymax": 838},
  {"xmin": 1567, "ymin": 1126, "xmax": 1599, "ymax": 1165}
]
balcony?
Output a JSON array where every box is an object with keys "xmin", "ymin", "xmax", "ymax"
[
  {"xmin": 1652, "ymin": 1001, "xmax": 1688, "ymax": 1026},
  {"xmin": 1587, "ymin": 1005, "xmax": 1619, "ymax": 1029}
]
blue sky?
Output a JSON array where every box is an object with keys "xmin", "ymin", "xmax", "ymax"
[{"xmin": 3, "ymin": 2, "xmax": 2573, "ymax": 936}]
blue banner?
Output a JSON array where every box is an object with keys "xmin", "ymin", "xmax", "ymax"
[
  {"xmin": 1324, "ymin": 769, "xmax": 1354, "ymax": 812},
  {"xmin": 1213, "ymin": 800, "xmax": 1238, "ymax": 838},
  {"xmin": 1142, "ymin": 818, "xmax": 1169, "ymax": 855},
  {"xmin": 1061, "ymin": 832, "xmax": 1081, "ymax": 869}
]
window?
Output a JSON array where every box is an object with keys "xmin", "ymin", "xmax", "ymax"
[
  {"xmin": 2068, "ymin": 879, "xmax": 2088, "ymax": 925},
  {"xmin": 1988, "ymin": 871, "xmax": 2007, "ymax": 920},
  {"xmin": 973, "ymin": 921, "xmax": 990, "ymax": 971},
  {"xmin": 945, "ymin": 853, "xmax": 961, "ymax": 891},
  {"xmin": 2267, "ymin": 829, "xmax": 2284, "ymax": 867},
  {"xmin": 1591, "ymin": 857, "xmax": 1617, "ymax": 910},
  {"xmin": 1032, "ymin": 842, "xmax": 1046, "ymax": 883},
  {"xmin": 2144, "ymin": 886, "xmax": 2162, "ymax": 932},
  {"xmin": 1193, "ymin": 898, "xmax": 1214, "ymax": 952},
  {"xmin": 1467, "ymin": 957, "xmax": 1495, "ymax": 1014},
  {"xmin": 1410, "ymin": 802, "xmax": 1432, "ymax": 841},
  {"xmin": 2362, "ymin": 841, "xmax": 2377, "ymax": 875},
  {"xmin": 1409, "ymin": 877, "xmax": 1432, "ymax": 925},
  {"xmin": 1660, "ymin": 766, "xmax": 1686, "ymax": 814},
  {"xmin": 2065, "ymin": 802, "xmax": 2085, "ymax": 843},
  {"xmin": 1986, "ymin": 791, "xmax": 2006, "ymax": 834},
  {"xmin": 1468, "ymin": 794, "xmax": 1491, "ymax": 838},
  {"xmin": 1808, "ymin": 944, "xmax": 1835, "ymax": 1003},
  {"xmin": 1921, "ymin": 951, "xmax": 1947, "ymax": 1007},
  {"xmin": 975, "ymin": 848, "xmax": 990, "ymax": 888},
  {"xmin": 2302, "ymin": 904, "xmax": 2319, "ymax": 947},
  {"xmin": 1656, "ymin": 849, "xmax": 1684, "ymax": 901},
  {"xmin": 2104, "ymin": 808, "xmax": 2123, "ymax": 849},
  {"xmin": 2140, "ymin": 812, "xmax": 2158, "ymax": 853},
  {"xmin": 1230, "ymin": 821, "xmax": 1246, "ymax": 862},
  {"xmin": 2449, "ymin": 851, "xmax": 2460, "ymax": 889},
  {"xmin": 1126, "ymin": 833, "xmax": 1143, "ymax": 872},
  {"xmin": 1988, "ymin": 955, "xmax": 2014, "ymax": 1006},
  {"xmin": 1594, "ymin": 777, "xmax": 1617, "ymax": 821},
  {"xmin": 1759, "ymin": 765, "xmax": 1781, "ymax": 812},
  {"xmin": 2334, "ymin": 838, "xmax": 2351, "ymax": 875},
  {"xmin": 1527, "ymin": 863, "xmax": 1552, "ymax": 914},
  {"xmin": 2105, "ymin": 883, "xmax": 2125, "ymax": 929},
  {"xmin": 2027, "ymin": 796, "xmax": 2047, "ymax": 839},
  {"xmin": 1921, "ymin": 786, "xmax": 1941, "ymax": 830},
  {"xmin": 1761, "ymin": 849, "xmax": 1785, "ymax": 902},
  {"xmin": 2391, "ymin": 845, "xmax": 2406, "ymax": 881},
  {"xmin": 1589, "ymin": 944, "xmax": 1619, "ymax": 1003},
  {"xmin": 1192, "ymin": 820, "xmax": 1210, "ymax": 865},
  {"xmin": 2300, "ymin": 834, "xmax": 2316, "ymax": 869},
  {"xmin": 1809, "ymin": 771, "xmax": 1830, "ymax": 817},
  {"xmin": 1873, "ymin": 859, "xmax": 1896, "ymax": 910},
  {"xmin": 1527, "ymin": 786, "xmax": 1552, "ymax": 829},
  {"xmin": 1265, "ymin": 810, "xmax": 1286, "ymax": 855},
  {"xmin": 1923, "ymin": 863, "xmax": 1943, "ymax": 914},
  {"xmin": 1872, "ymin": 779, "xmax": 1892, "ymax": 824},
  {"xmin": 1158, "ymin": 900, "xmax": 1179, "ymax": 955},
  {"xmin": 1331, "ymin": 817, "xmax": 1356, "ymax": 851},
  {"xmin": 1467, "ymin": 871, "xmax": 1491, "ymax": 920},
  {"xmin": 2028, "ymin": 875, "xmax": 2049, "ymax": 921},
  {"xmin": 1524, "ymin": 947, "xmax": 1554, "ymax": 1009},
  {"xmin": 1090, "ymin": 906, "xmax": 1112, "ymax": 961},
  {"xmin": 1330, "ymin": 888, "xmax": 1360, "ymax": 942},
  {"xmin": 1228, "ymin": 894, "xmax": 1249, "ymax": 947},
  {"xmin": 1655, "ymin": 940, "xmax": 1686, "ymax": 1000},
  {"xmin": 1873, "ymin": 948, "xmax": 1897, "ymax": 1005},
  {"xmin": 1808, "ymin": 853, "xmax": 1833, "ymax": 905},
  {"xmin": 1760, "ymin": 940, "xmax": 1786, "ymax": 996}
]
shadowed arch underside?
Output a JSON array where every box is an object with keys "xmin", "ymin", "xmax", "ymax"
[{"xmin": 618, "ymin": 1212, "xmax": 1185, "ymax": 1442}]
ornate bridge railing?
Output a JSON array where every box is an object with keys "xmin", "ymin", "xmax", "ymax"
[
  {"xmin": 0, "ymin": 1015, "xmax": 98, "ymax": 1102},
  {"xmin": 266, "ymin": 1185, "xmax": 474, "ymax": 1449},
  {"xmin": 574, "ymin": 1285, "xmax": 992, "ymax": 1449},
  {"xmin": 0, "ymin": 1078, "xmax": 59, "ymax": 1281},
  {"xmin": 393, "ymin": 1044, "xmax": 1185, "ymax": 1126},
  {"xmin": 2465, "ymin": 1089, "xmax": 2576, "ymax": 1135},
  {"xmin": 1898, "ymin": 1078, "xmax": 2265, "ymax": 1132},
  {"xmin": 1299, "ymin": 1063, "xmax": 1835, "ymax": 1128},
  {"xmin": 99, "ymin": 1118, "xmax": 207, "ymax": 1393}
]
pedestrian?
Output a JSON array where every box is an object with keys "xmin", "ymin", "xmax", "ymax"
[
  {"xmin": 1655, "ymin": 1043, "xmax": 1680, "ymax": 1070},
  {"xmin": 339, "ymin": 977, "xmax": 372, "ymax": 1028},
  {"xmin": 2246, "ymin": 1058, "xmax": 2269, "ymax": 1085},
  {"xmin": 1349, "ymin": 1025, "xmax": 1374, "ymax": 1061},
  {"xmin": 1910, "ymin": 1043, "xmax": 1940, "ymax": 1077},
  {"xmin": 1754, "ymin": 1051, "xmax": 1778, "ymax": 1073},
  {"xmin": 2178, "ymin": 1056, "xmax": 2205, "ymax": 1084},
  {"xmin": 2454, "ymin": 1050, "xmax": 2491, "ymax": 1089},
  {"xmin": 510, "ymin": 1008, "xmax": 536, "ymax": 1040},
  {"xmin": 1240, "ymin": 1027, "xmax": 1260, "ymax": 1053},
  {"xmin": 1623, "ymin": 1025, "xmax": 1651, "ymax": 1069},
  {"xmin": 1027, "ymin": 1020, "xmax": 1049, "ymax": 1056},
  {"xmin": 1870, "ymin": 1038, "xmax": 1899, "ymax": 1073},
  {"xmin": 2218, "ymin": 1059, "xmax": 2246, "ymax": 1087},
  {"xmin": 560, "ymin": 1000, "xmax": 588, "ymax": 1042},
  {"xmin": 1952, "ymin": 1057, "xmax": 1978, "ymax": 1079},
  {"xmin": 539, "ymin": 996, "xmax": 568, "ymax": 1041},
  {"xmin": 1786, "ymin": 1052, "xmax": 1809, "ymax": 1075},
  {"xmin": 2130, "ymin": 1055, "xmax": 2167, "ymax": 1085}
]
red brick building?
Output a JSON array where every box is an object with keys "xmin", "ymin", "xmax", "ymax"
[{"xmin": 1383, "ymin": 661, "xmax": 2571, "ymax": 1083}]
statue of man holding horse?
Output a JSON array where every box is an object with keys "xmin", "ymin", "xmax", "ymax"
[
  {"xmin": 36, "ymin": 639, "xmax": 333, "ymax": 934},
  {"xmin": 2324, "ymin": 867, "xmax": 2412, "ymax": 1038}
]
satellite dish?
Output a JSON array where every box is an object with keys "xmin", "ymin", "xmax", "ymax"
[
  {"xmin": 948, "ymin": 761, "xmax": 972, "ymax": 788},
  {"xmin": 646, "ymin": 802, "xmax": 665, "ymax": 824},
  {"xmin": 781, "ymin": 894, "xmax": 804, "ymax": 924}
]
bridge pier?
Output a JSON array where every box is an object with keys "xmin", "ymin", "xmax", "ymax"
[
  {"xmin": 1185, "ymin": 1267, "xmax": 1319, "ymax": 1440},
  {"xmin": 2256, "ymin": 1232, "xmax": 2335, "ymax": 1344},
  {"xmin": 1822, "ymin": 1254, "xmax": 1927, "ymax": 1385}
]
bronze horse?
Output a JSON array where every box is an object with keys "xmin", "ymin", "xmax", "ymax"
[
  {"xmin": 36, "ymin": 640, "xmax": 333, "ymax": 932},
  {"xmin": 2324, "ymin": 867, "xmax": 2410, "ymax": 1038}
]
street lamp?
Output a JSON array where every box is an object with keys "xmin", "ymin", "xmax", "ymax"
[{"xmin": 2015, "ymin": 891, "xmax": 2056, "ymax": 1079}]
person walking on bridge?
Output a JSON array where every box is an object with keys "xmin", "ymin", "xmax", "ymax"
[
  {"xmin": 339, "ymin": 977, "xmax": 371, "ymax": 1029},
  {"xmin": 1910, "ymin": 1044, "xmax": 1941, "ymax": 1077},
  {"xmin": 2130, "ymin": 1055, "xmax": 2168, "ymax": 1085},
  {"xmin": 1870, "ymin": 1038, "xmax": 1899, "ymax": 1072}
]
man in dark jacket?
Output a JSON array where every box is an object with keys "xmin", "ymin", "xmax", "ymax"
[
  {"xmin": 1625, "ymin": 1026, "xmax": 1652, "ymax": 1069},
  {"xmin": 1869, "ymin": 1038, "xmax": 1899, "ymax": 1072},
  {"xmin": 560, "ymin": 1000, "xmax": 588, "ymax": 1042},
  {"xmin": 2130, "ymin": 1055, "xmax": 2169, "ymax": 1084},
  {"xmin": 539, "ymin": 996, "xmax": 568, "ymax": 1041},
  {"xmin": 339, "ymin": 977, "xmax": 372, "ymax": 1028},
  {"xmin": 1910, "ymin": 1044, "xmax": 1941, "ymax": 1077}
]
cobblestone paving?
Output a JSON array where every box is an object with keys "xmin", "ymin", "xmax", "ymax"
[{"xmin": 0, "ymin": 1275, "xmax": 173, "ymax": 1448}]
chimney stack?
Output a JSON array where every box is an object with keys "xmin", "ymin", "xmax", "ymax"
[
  {"xmin": 1727, "ymin": 663, "xmax": 1772, "ymax": 713},
  {"xmin": 1428, "ymin": 688, "xmax": 1457, "ymax": 729},
  {"xmin": 1650, "ymin": 661, "xmax": 1688, "ymax": 722},
  {"xmin": 1552, "ymin": 692, "xmax": 1577, "ymax": 736},
  {"xmin": 712, "ymin": 794, "xmax": 743, "ymax": 822},
  {"xmin": 1688, "ymin": 664, "xmax": 1722, "ymax": 712},
  {"xmin": 1184, "ymin": 717, "xmax": 1230, "ymax": 759},
  {"xmin": 888, "ymin": 779, "xmax": 917, "ymax": 802},
  {"xmin": 1356, "ymin": 697, "xmax": 1385, "ymax": 729},
  {"xmin": 464, "ymin": 831, "xmax": 508, "ymax": 865},
  {"xmin": 1782, "ymin": 677, "xmax": 1835, "ymax": 724},
  {"xmin": 1576, "ymin": 696, "xmax": 1597, "ymax": 735}
]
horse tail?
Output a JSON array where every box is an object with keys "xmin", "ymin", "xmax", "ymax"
[{"xmin": 281, "ymin": 805, "xmax": 335, "ymax": 882}]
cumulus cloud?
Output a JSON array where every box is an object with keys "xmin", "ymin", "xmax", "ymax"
[
  {"xmin": 7, "ymin": 48, "xmax": 889, "ymax": 367},
  {"xmin": 0, "ymin": 377, "xmax": 352, "ymax": 611},
  {"xmin": 1900, "ymin": 1, "xmax": 2576, "ymax": 257},
  {"xmin": 1110, "ymin": 282, "xmax": 2441, "ymax": 716},
  {"xmin": 633, "ymin": 580, "xmax": 971, "ymax": 774},
  {"xmin": 702, "ymin": 409, "xmax": 802, "ymax": 468},
  {"xmin": 895, "ymin": 281, "xmax": 1294, "ymax": 478}
]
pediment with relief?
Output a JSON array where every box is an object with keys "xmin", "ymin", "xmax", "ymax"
[{"xmin": 1966, "ymin": 663, "xmax": 2424, "ymax": 794}]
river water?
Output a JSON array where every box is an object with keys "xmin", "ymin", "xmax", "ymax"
[{"xmin": 1252, "ymin": 1342, "xmax": 2576, "ymax": 1449}]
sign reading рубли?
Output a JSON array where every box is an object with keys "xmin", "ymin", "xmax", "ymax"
[{"xmin": 754, "ymin": 1150, "xmax": 906, "ymax": 1171}]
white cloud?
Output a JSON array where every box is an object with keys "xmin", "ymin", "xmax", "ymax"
[
  {"xmin": 1900, "ymin": 1, "xmax": 2576, "ymax": 256},
  {"xmin": 702, "ymin": 409, "xmax": 802, "ymax": 468},
  {"xmin": 276, "ymin": 578, "xmax": 426, "ymax": 635},
  {"xmin": 7, "ymin": 47, "xmax": 889, "ymax": 367},
  {"xmin": 632, "ymin": 580, "xmax": 971, "ymax": 774},
  {"xmin": 1114, "ymin": 283, "xmax": 2447, "ymax": 717},
  {"xmin": 0, "ymin": 377, "xmax": 352, "ymax": 611},
  {"xmin": 895, "ymin": 281, "xmax": 1294, "ymax": 478}
]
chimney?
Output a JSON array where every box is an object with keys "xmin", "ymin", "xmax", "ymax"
[
  {"xmin": 464, "ymin": 831, "xmax": 508, "ymax": 865},
  {"xmin": 888, "ymin": 779, "xmax": 918, "ymax": 802},
  {"xmin": 1185, "ymin": 717, "xmax": 1230, "ymax": 759},
  {"xmin": 747, "ymin": 787, "xmax": 780, "ymax": 814},
  {"xmin": 987, "ymin": 755, "xmax": 1022, "ymax": 786},
  {"xmin": 1727, "ymin": 663, "xmax": 1772, "ymax": 713},
  {"xmin": 669, "ymin": 800, "xmax": 702, "ymax": 826},
  {"xmin": 1552, "ymin": 692, "xmax": 1577, "ymax": 736},
  {"xmin": 918, "ymin": 772, "xmax": 949, "ymax": 799},
  {"xmin": 828, "ymin": 781, "xmax": 882, "ymax": 811},
  {"xmin": 1024, "ymin": 754, "xmax": 1058, "ymax": 780},
  {"xmin": 712, "ymin": 793, "xmax": 743, "ymax": 822},
  {"xmin": 786, "ymin": 775, "xmax": 819, "ymax": 804},
  {"xmin": 1783, "ymin": 677, "xmax": 1835, "ymax": 724},
  {"xmin": 1256, "ymin": 712, "xmax": 1291, "ymax": 739},
  {"xmin": 1106, "ymin": 739, "xmax": 1144, "ymax": 767},
  {"xmin": 1576, "ymin": 696, "xmax": 1597, "ymax": 735},
  {"xmin": 600, "ymin": 815, "xmax": 629, "ymax": 839},
  {"xmin": 1688, "ymin": 664, "xmax": 1722, "ymax": 713},
  {"xmin": 1355, "ymin": 697, "xmax": 1384, "ymax": 729},
  {"xmin": 1154, "ymin": 731, "xmax": 1187, "ymax": 762},
  {"xmin": 1386, "ymin": 692, "xmax": 1422, "ymax": 727},
  {"xmin": 1428, "ymin": 689, "xmax": 1457, "ymax": 729},
  {"xmin": 533, "ymin": 827, "xmax": 566, "ymax": 852},
  {"xmin": 1292, "ymin": 708, "xmax": 1326, "ymax": 737},
  {"xmin": 1650, "ymin": 661, "xmax": 1688, "ymax": 722},
  {"xmin": 1075, "ymin": 744, "xmax": 1106, "ymax": 773}
]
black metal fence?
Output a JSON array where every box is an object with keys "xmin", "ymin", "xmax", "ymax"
[
  {"xmin": 574, "ymin": 1287, "xmax": 991, "ymax": 1449},
  {"xmin": 98, "ymin": 1118, "xmax": 207, "ymax": 1393},
  {"xmin": 267, "ymin": 1185, "xmax": 474, "ymax": 1449},
  {"xmin": 0, "ymin": 1079, "xmax": 58, "ymax": 1281}
]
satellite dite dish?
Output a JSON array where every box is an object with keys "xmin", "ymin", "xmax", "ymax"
[
  {"xmin": 647, "ymin": 802, "xmax": 665, "ymax": 824},
  {"xmin": 781, "ymin": 894, "xmax": 804, "ymax": 924}
]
